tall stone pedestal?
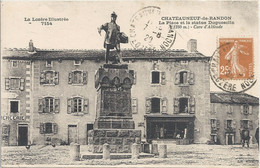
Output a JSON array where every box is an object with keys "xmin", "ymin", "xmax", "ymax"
[{"xmin": 88, "ymin": 64, "xmax": 141, "ymax": 153}]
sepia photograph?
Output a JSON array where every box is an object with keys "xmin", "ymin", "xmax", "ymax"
[{"xmin": 1, "ymin": 1, "xmax": 259, "ymax": 167}]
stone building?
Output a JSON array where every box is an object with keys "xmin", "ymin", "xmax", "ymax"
[
  {"xmin": 2, "ymin": 39, "xmax": 212, "ymax": 146},
  {"xmin": 210, "ymin": 92, "xmax": 259, "ymax": 145}
]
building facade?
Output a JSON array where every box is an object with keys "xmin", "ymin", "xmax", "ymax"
[
  {"xmin": 210, "ymin": 92, "xmax": 259, "ymax": 145},
  {"xmin": 3, "ymin": 39, "xmax": 256, "ymax": 146}
]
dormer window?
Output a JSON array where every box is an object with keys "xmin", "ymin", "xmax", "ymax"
[
  {"xmin": 46, "ymin": 60, "xmax": 52, "ymax": 68},
  {"xmin": 74, "ymin": 60, "xmax": 81, "ymax": 66}
]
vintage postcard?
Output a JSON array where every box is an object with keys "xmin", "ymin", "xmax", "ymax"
[{"xmin": 1, "ymin": 1, "xmax": 259, "ymax": 167}]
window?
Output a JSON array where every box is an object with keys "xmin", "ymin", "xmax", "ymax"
[
  {"xmin": 242, "ymin": 120, "xmax": 249, "ymax": 129},
  {"xmin": 211, "ymin": 119, "xmax": 217, "ymax": 130},
  {"xmin": 227, "ymin": 120, "xmax": 232, "ymax": 129},
  {"xmin": 68, "ymin": 71, "xmax": 87, "ymax": 85},
  {"xmin": 151, "ymin": 71, "xmax": 166, "ymax": 85},
  {"xmin": 74, "ymin": 60, "xmax": 81, "ymax": 65},
  {"xmin": 179, "ymin": 98, "xmax": 188, "ymax": 113},
  {"xmin": 151, "ymin": 98, "xmax": 160, "ymax": 113},
  {"xmin": 10, "ymin": 100, "xmax": 19, "ymax": 113},
  {"xmin": 180, "ymin": 71, "xmax": 188, "ymax": 84},
  {"xmin": 226, "ymin": 105, "xmax": 233, "ymax": 114},
  {"xmin": 145, "ymin": 97, "xmax": 167, "ymax": 114},
  {"xmin": 40, "ymin": 71, "xmax": 59, "ymax": 85},
  {"xmin": 46, "ymin": 60, "xmax": 52, "ymax": 67},
  {"xmin": 38, "ymin": 97, "xmax": 60, "ymax": 113},
  {"xmin": 152, "ymin": 71, "xmax": 160, "ymax": 84},
  {"xmin": 175, "ymin": 70, "xmax": 194, "ymax": 85},
  {"xmin": 40, "ymin": 123, "xmax": 58, "ymax": 134},
  {"xmin": 5, "ymin": 78, "xmax": 25, "ymax": 90},
  {"xmin": 12, "ymin": 61, "xmax": 18, "ymax": 68},
  {"xmin": 67, "ymin": 97, "xmax": 89, "ymax": 114},
  {"xmin": 174, "ymin": 97, "xmax": 195, "ymax": 114},
  {"xmin": 243, "ymin": 105, "xmax": 249, "ymax": 115}
]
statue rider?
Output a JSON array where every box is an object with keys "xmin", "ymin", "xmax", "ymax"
[{"xmin": 98, "ymin": 12, "xmax": 122, "ymax": 64}]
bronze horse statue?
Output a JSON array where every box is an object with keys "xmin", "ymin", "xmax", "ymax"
[{"xmin": 241, "ymin": 129, "xmax": 250, "ymax": 147}]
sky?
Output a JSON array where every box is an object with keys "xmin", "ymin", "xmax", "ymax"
[{"xmin": 1, "ymin": 1, "xmax": 259, "ymax": 96}]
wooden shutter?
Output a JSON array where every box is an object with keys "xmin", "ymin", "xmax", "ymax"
[
  {"xmin": 188, "ymin": 72, "xmax": 195, "ymax": 85},
  {"xmin": 249, "ymin": 106, "xmax": 253, "ymax": 115},
  {"xmin": 54, "ymin": 72, "xmax": 59, "ymax": 85},
  {"xmin": 174, "ymin": 72, "xmax": 180, "ymax": 85},
  {"xmin": 83, "ymin": 71, "xmax": 88, "ymax": 84},
  {"xmin": 240, "ymin": 120, "xmax": 243, "ymax": 128},
  {"xmin": 189, "ymin": 97, "xmax": 195, "ymax": 114},
  {"xmin": 161, "ymin": 72, "xmax": 166, "ymax": 85},
  {"xmin": 224, "ymin": 120, "xmax": 227, "ymax": 129},
  {"xmin": 131, "ymin": 98, "xmax": 138, "ymax": 114},
  {"xmin": 216, "ymin": 120, "xmax": 220, "ymax": 129},
  {"xmin": 133, "ymin": 72, "xmax": 137, "ymax": 85},
  {"xmin": 53, "ymin": 123, "xmax": 58, "ymax": 134},
  {"xmin": 83, "ymin": 98, "xmax": 89, "ymax": 114},
  {"xmin": 19, "ymin": 78, "xmax": 25, "ymax": 91},
  {"xmin": 5, "ymin": 78, "xmax": 10, "ymax": 90},
  {"xmin": 145, "ymin": 97, "xmax": 151, "ymax": 114},
  {"xmin": 68, "ymin": 72, "xmax": 73, "ymax": 84},
  {"xmin": 54, "ymin": 98, "xmax": 60, "ymax": 113},
  {"xmin": 240, "ymin": 105, "xmax": 244, "ymax": 114},
  {"xmin": 40, "ymin": 123, "xmax": 44, "ymax": 134},
  {"xmin": 2, "ymin": 125, "xmax": 10, "ymax": 136},
  {"xmin": 38, "ymin": 98, "xmax": 44, "ymax": 113},
  {"xmin": 67, "ymin": 98, "xmax": 72, "ymax": 114},
  {"xmin": 40, "ymin": 72, "xmax": 45, "ymax": 84},
  {"xmin": 174, "ymin": 98, "xmax": 179, "ymax": 114},
  {"xmin": 230, "ymin": 105, "xmax": 233, "ymax": 114},
  {"xmin": 249, "ymin": 120, "xmax": 253, "ymax": 130},
  {"xmin": 161, "ymin": 97, "xmax": 167, "ymax": 114},
  {"xmin": 232, "ymin": 121, "xmax": 236, "ymax": 129}
]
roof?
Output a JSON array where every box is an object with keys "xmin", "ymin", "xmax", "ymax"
[
  {"xmin": 210, "ymin": 92, "xmax": 259, "ymax": 105},
  {"xmin": 2, "ymin": 48, "xmax": 210, "ymax": 60}
]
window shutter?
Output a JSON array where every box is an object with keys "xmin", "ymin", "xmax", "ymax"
[
  {"xmin": 174, "ymin": 98, "xmax": 179, "ymax": 114},
  {"xmin": 53, "ymin": 123, "xmax": 58, "ymax": 134},
  {"xmin": 54, "ymin": 98, "xmax": 60, "ymax": 113},
  {"xmin": 131, "ymin": 98, "xmax": 138, "ymax": 114},
  {"xmin": 188, "ymin": 72, "xmax": 195, "ymax": 85},
  {"xmin": 174, "ymin": 72, "xmax": 180, "ymax": 85},
  {"xmin": 19, "ymin": 78, "xmax": 25, "ymax": 91},
  {"xmin": 161, "ymin": 97, "xmax": 167, "ymax": 114},
  {"xmin": 40, "ymin": 72, "xmax": 45, "ymax": 84},
  {"xmin": 230, "ymin": 105, "xmax": 233, "ymax": 114},
  {"xmin": 249, "ymin": 106, "xmax": 253, "ymax": 115},
  {"xmin": 5, "ymin": 78, "xmax": 10, "ymax": 90},
  {"xmin": 145, "ymin": 97, "xmax": 151, "ymax": 114},
  {"xmin": 38, "ymin": 98, "xmax": 43, "ymax": 113},
  {"xmin": 189, "ymin": 97, "xmax": 195, "ymax": 114},
  {"xmin": 232, "ymin": 121, "xmax": 236, "ymax": 129},
  {"xmin": 240, "ymin": 105, "xmax": 243, "ymax": 114},
  {"xmin": 224, "ymin": 120, "xmax": 227, "ymax": 129},
  {"xmin": 161, "ymin": 72, "xmax": 166, "ymax": 85},
  {"xmin": 216, "ymin": 120, "xmax": 220, "ymax": 129},
  {"xmin": 83, "ymin": 71, "xmax": 88, "ymax": 84},
  {"xmin": 83, "ymin": 98, "xmax": 89, "ymax": 114},
  {"xmin": 133, "ymin": 72, "xmax": 137, "ymax": 85},
  {"xmin": 240, "ymin": 120, "xmax": 243, "ymax": 128},
  {"xmin": 68, "ymin": 72, "xmax": 73, "ymax": 84},
  {"xmin": 249, "ymin": 120, "xmax": 253, "ymax": 130},
  {"xmin": 40, "ymin": 123, "xmax": 44, "ymax": 134},
  {"xmin": 67, "ymin": 98, "xmax": 72, "ymax": 114},
  {"xmin": 54, "ymin": 72, "xmax": 59, "ymax": 85}
]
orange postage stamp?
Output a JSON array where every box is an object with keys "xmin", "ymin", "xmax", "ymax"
[{"xmin": 219, "ymin": 38, "xmax": 253, "ymax": 80}]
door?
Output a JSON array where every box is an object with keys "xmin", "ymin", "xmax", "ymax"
[
  {"xmin": 86, "ymin": 124, "xmax": 93, "ymax": 145},
  {"xmin": 68, "ymin": 125, "xmax": 78, "ymax": 144},
  {"xmin": 18, "ymin": 125, "xmax": 28, "ymax": 146},
  {"xmin": 228, "ymin": 135, "xmax": 233, "ymax": 145}
]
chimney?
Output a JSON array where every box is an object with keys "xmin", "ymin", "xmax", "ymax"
[
  {"xmin": 187, "ymin": 39, "xmax": 197, "ymax": 52},
  {"xmin": 29, "ymin": 40, "xmax": 35, "ymax": 52}
]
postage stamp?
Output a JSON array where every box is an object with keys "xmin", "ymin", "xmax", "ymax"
[
  {"xmin": 210, "ymin": 37, "xmax": 256, "ymax": 93},
  {"xmin": 218, "ymin": 38, "xmax": 254, "ymax": 80}
]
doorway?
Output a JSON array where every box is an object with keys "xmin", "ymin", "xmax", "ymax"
[
  {"xmin": 226, "ymin": 133, "xmax": 234, "ymax": 145},
  {"xmin": 68, "ymin": 125, "xmax": 78, "ymax": 144},
  {"xmin": 86, "ymin": 124, "xmax": 94, "ymax": 144},
  {"xmin": 18, "ymin": 125, "xmax": 28, "ymax": 146}
]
